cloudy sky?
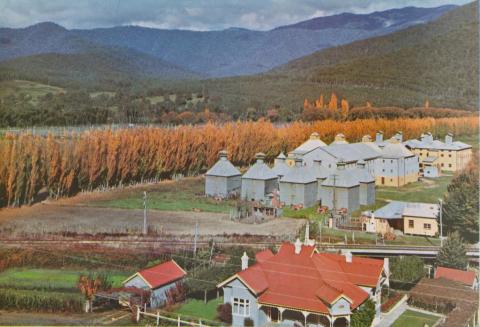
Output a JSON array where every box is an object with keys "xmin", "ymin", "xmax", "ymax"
[{"xmin": 0, "ymin": 0, "xmax": 471, "ymax": 30}]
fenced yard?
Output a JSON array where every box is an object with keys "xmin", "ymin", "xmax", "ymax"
[{"xmin": 391, "ymin": 309, "xmax": 441, "ymax": 327}]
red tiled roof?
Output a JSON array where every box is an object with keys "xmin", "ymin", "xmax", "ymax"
[
  {"xmin": 220, "ymin": 242, "xmax": 383, "ymax": 314},
  {"xmin": 255, "ymin": 249, "xmax": 274, "ymax": 263},
  {"xmin": 134, "ymin": 260, "xmax": 186, "ymax": 289},
  {"xmin": 435, "ymin": 266, "xmax": 476, "ymax": 286}
]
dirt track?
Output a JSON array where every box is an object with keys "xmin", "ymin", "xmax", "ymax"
[{"xmin": 0, "ymin": 203, "xmax": 304, "ymax": 237}]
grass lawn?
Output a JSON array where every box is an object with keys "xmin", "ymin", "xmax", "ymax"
[
  {"xmin": 391, "ymin": 309, "xmax": 440, "ymax": 327},
  {"xmin": 0, "ymin": 268, "xmax": 128, "ymax": 290},
  {"xmin": 89, "ymin": 177, "xmax": 235, "ymax": 213},
  {"xmin": 376, "ymin": 175, "xmax": 453, "ymax": 203},
  {"xmin": 283, "ymin": 206, "xmax": 328, "ymax": 221},
  {"xmin": 175, "ymin": 297, "xmax": 223, "ymax": 322}
]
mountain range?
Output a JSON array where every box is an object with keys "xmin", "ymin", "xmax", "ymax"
[
  {"xmin": 0, "ymin": 5, "xmax": 455, "ymax": 78},
  {"xmin": 0, "ymin": 2, "xmax": 477, "ymax": 111}
]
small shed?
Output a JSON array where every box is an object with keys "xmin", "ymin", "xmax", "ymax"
[
  {"xmin": 279, "ymin": 158, "xmax": 318, "ymax": 208},
  {"xmin": 423, "ymin": 156, "xmax": 440, "ymax": 178},
  {"xmin": 320, "ymin": 161, "xmax": 360, "ymax": 212},
  {"xmin": 205, "ymin": 150, "xmax": 241, "ymax": 198},
  {"xmin": 241, "ymin": 153, "xmax": 278, "ymax": 202},
  {"xmin": 123, "ymin": 260, "xmax": 187, "ymax": 308},
  {"xmin": 355, "ymin": 160, "xmax": 376, "ymax": 205},
  {"xmin": 272, "ymin": 152, "xmax": 290, "ymax": 178}
]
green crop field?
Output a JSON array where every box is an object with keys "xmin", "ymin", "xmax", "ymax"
[
  {"xmin": 89, "ymin": 177, "xmax": 235, "ymax": 213},
  {"xmin": 391, "ymin": 309, "xmax": 440, "ymax": 327},
  {"xmin": 0, "ymin": 268, "xmax": 128, "ymax": 290},
  {"xmin": 175, "ymin": 297, "xmax": 223, "ymax": 322}
]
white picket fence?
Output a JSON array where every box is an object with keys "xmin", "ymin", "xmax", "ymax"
[{"xmin": 136, "ymin": 306, "xmax": 218, "ymax": 327}]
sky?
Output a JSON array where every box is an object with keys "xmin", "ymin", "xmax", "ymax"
[{"xmin": 0, "ymin": 0, "xmax": 471, "ymax": 31}]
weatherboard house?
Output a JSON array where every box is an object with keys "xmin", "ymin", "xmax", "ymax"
[
  {"xmin": 218, "ymin": 241, "xmax": 388, "ymax": 327},
  {"xmin": 123, "ymin": 260, "xmax": 187, "ymax": 308},
  {"xmin": 205, "ymin": 150, "xmax": 242, "ymax": 198}
]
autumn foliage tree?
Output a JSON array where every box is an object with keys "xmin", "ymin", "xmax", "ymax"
[{"xmin": 0, "ymin": 117, "xmax": 477, "ymax": 208}]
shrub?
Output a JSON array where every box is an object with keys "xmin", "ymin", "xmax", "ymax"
[
  {"xmin": 216, "ymin": 303, "xmax": 232, "ymax": 323},
  {"xmin": 390, "ymin": 256, "xmax": 424, "ymax": 290},
  {"xmin": 0, "ymin": 288, "xmax": 83, "ymax": 312},
  {"xmin": 351, "ymin": 299, "xmax": 376, "ymax": 327}
]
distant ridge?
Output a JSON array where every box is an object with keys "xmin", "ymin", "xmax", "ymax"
[{"xmin": 0, "ymin": 4, "xmax": 456, "ymax": 77}]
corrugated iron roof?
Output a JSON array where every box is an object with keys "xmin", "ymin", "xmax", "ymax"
[
  {"xmin": 291, "ymin": 139, "xmax": 327, "ymax": 155},
  {"xmin": 242, "ymin": 161, "xmax": 278, "ymax": 180},
  {"xmin": 404, "ymin": 138, "xmax": 471, "ymax": 151},
  {"xmin": 381, "ymin": 142, "xmax": 414, "ymax": 158},
  {"xmin": 322, "ymin": 166, "xmax": 360, "ymax": 188},
  {"xmin": 280, "ymin": 164, "xmax": 317, "ymax": 184},
  {"xmin": 206, "ymin": 157, "xmax": 241, "ymax": 177},
  {"xmin": 373, "ymin": 201, "xmax": 439, "ymax": 220},
  {"xmin": 435, "ymin": 267, "xmax": 477, "ymax": 286}
]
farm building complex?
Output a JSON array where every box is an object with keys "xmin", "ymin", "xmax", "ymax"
[{"xmin": 205, "ymin": 131, "xmax": 470, "ymax": 218}]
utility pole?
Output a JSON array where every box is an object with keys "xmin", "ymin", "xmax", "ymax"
[
  {"xmin": 332, "ymin": 174, "xmax": 338, "ymax": 228},
  {"xmin": 438, "ymin": 198, "xmax": 443, "ymax": 246},
  {"xmin": 193, "ymin": 221, "xmax": 198, "ymax": 256},
  {"xmin": 143, "ymin": 191, "xmax": 148, "ymax": 235}
]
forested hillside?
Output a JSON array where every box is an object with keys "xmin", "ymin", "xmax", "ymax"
[{"xmin": 201, "ymin": 2, "xmax": 478, "ymax": 112}]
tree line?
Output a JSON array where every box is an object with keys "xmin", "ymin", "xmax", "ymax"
[
  {"xmin": 0, "ymin": 117, "xmax": 477, "ymax": 207},
  {"xmin": 0, "ymin": 86, "xmax": 475, "ymax": 127}
]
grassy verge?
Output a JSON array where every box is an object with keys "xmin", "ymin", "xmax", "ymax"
[
  {"xmin": 376, "ymin": 175, "xmax": 453, "ymax": 203},
  {"xmin": 282, "ymin": 206, "xmax": 327, "ymax": 221},
  {"xmin": 87, "ymin": 177, "xmax": 235, "ymax": 213},
  {"xmin": 0, "ymin": 268, "xmax": 128, "ymax": 291},
  {"xmin": 391, "ymin": 309, "xmax": 440, "ymax": 327},
  {"xmin": 174, "ymin": 297, "xmax": 223, "ymax": 321}
]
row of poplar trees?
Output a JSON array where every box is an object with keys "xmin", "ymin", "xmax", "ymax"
[{"xmin": 0, "ymin": 117, "xmax": 477, "ymax": 207}]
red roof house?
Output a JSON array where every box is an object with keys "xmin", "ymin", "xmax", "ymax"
[
  {"xmin": 435, "ymin": 266, "xmax": 478, "ymax": 289},
  {"xmin": 218, "ymin": 240, "xmax": 387, "ymax": 327},
  {"xmin": 123, "ymin": 260, "xmax": 186, "ymax": 308}
]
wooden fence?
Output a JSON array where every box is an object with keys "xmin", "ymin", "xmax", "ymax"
[{"xmin": 136, "ymin": 306, "xmax": 222, "ymax": 327}]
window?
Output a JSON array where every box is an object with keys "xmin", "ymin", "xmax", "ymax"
[
  {"xmin": 441, "ymin": 154, "xmax": 444, "ymax": 157},
  {"xmin": 449, "ymin": 154, "xmax": 452, "ymax": 158},
  {"xmin": 424, "ymin": 223, "xmax": 431, "ymax": 230},
  {"xmin": 441, "ymin": 163, "xmax": 444, "ymax": 167},
  {"xmin": 382, "ymin": 160, "xmax": 385, "ymax": 163},
  {"xmin": 390, "ymin": 160, "xmax": 393, "ymax": 164},
  {"xmin": 449, "ymin": 164, "xmax": 452, "ymax": 168},
  {"xmin": 232, "ymin": 298, "xmax": 250, "ymax": 316},
  {"xmin": 390, "ymin": 169, "xmax": 393, "ymax": 173},
  {"xmin": 408, "ymin": 220, "xmax": 414, "ymax": 228},
  {"xmin": 382, "ymin": 169, "xmax": 385, "ymax": 172}
]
